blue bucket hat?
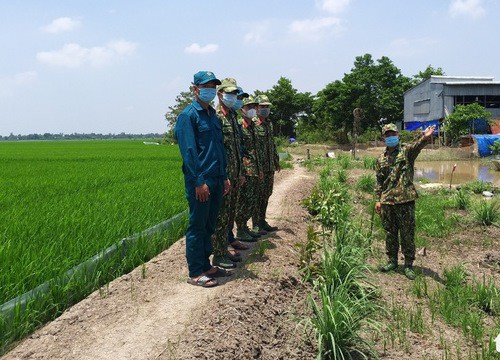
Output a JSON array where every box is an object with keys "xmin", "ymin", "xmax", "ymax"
[{"xmin": 193, "ymin": 71, "xmax": 221, "ymax": 86}]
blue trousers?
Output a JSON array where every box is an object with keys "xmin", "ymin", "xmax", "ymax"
[{"xmin": 185, "ymin": 176, "xmax": 224, "ymax": 277}]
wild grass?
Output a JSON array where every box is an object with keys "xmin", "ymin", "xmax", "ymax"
[
  {"xmin": 452, "ymin": 190, "xmax": 471, "ymax": 210},
  {"xmin": 303, "ymin": 161, "xmax": 383, "ymax": 359},
  {"xmin": 428, "ymin": 264, "xmax": 500, "ymax": 347},
  {"xmin": 473, "ymin": 199, "xmax": 500, "ymax": 226},
  {"xmin": 362, "ymin": 156, "xmax": 378, "ymax": 170},
  {"xmin": 460, "ymin": 180, "xmax": 494, "ymax": 194},
  {"xmin": 355, "ymin": 174, "xmax": 375, "ymax": 193}
]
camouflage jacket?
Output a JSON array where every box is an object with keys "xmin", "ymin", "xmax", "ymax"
[
  {"xmin": 216, "ymin": 105, "xmax": 243, "ymax": 180},
  {"xmin": 238, "ymin": 117, "xmax": 261, "ymax": 177},
  {"xmin": 375, "ymin": 136, "xmax": 430, "ymax": 205},
  {"xmin": 253, "ymin": 117, "xmax": 279, "ymax": 173}
]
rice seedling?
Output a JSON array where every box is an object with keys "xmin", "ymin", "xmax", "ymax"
[
  {"xmin": 411, "ymin": 275, "xmax": 429, "ymax": 299},
  {"xmin": 473, "ymin": 200, "xmax": 500, "ymax": 226},
  {"xmin": 0, "ymin": 140, "xmax": 187, "ymax": 352},
  {"xmin": 428, "ymin": 265, "xmax": 500, "ymax": 345}
]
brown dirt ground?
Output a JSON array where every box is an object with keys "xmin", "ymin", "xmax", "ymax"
[{"xmin": 2, "ymin": 164, "xmax": 319, "ymax": 360}]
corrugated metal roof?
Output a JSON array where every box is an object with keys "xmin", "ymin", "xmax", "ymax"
[
  {"xmin": 444, "ymin": 81, "xmax": 500, "ymax": 85},
  {"xmin": 431, "ymin": 75, "xmax": 494, "ymax": 81}
]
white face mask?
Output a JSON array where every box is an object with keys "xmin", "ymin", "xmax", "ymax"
[{"xmin": 244, "ymin": 108, "xmax": 257, "ymax": 118}]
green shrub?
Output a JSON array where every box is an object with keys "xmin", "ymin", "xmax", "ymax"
[{"xmin": 488, "ymin": 140, "xmax": 500, "ymax": 156}]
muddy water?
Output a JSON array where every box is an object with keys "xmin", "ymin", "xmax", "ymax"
[{"xmin": 414, "ymin": 160, "xmax": 500, "ymax": 186}]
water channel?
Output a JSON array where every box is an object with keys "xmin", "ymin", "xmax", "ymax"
[{"xmin": 414, "ymin": 160, "xmax": 500, "ymax": 187}]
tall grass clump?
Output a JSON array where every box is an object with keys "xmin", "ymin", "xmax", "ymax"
[
  {"xmin": 362, "ymin": 156, "xmax": 378, "ymax": 170},
  {"xmin": 337, "ymin": 154, "xmax": 352, "ymax": 170},
  {"xmin": 303, "ymin": 162, "xmax": 383, "ymax": 359},
  {"xmin": 355, "ymin": 174, "xmax": 375, "ymax": 193},
  {"xmin": 452, "ymin": 190, "xmax": 471, "ymax": 210},
  {"xmin": 473, "ymin": 200, "xmax": 500, "ymax": 226},
  {"xmin": 310, "ymin": 281, "xmax": 383, "ymax": 360}
]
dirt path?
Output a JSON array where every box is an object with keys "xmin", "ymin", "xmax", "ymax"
[{"xmin": 3, "ymin": 164, "xmax": 317, "ymax": 360}]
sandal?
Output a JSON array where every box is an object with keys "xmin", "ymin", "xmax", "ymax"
[
  {"xmin": 227, "ymin": 246, "xmax": 241, "ymax": 257},
  {"xmin": 231, "ymin": 241, "xmax": 250, "ymax": 250},
  {"xmin": 187, "ymin": 275, "xmax": 218, "ymax": 288},
  {"xmin": 206, "ymin": 267, "xmax": 233, "ymax": 278}
]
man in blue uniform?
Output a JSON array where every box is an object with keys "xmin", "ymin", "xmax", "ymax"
[{"xmin": 174, "ymin": 71, "xmax": 231, "ymax": 287}]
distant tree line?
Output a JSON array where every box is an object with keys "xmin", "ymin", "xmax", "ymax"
[
  {"xmin": 0, "ymin": 132, "xmax": 164, "ymax": 141},
  {"xmin": 165, "ymin": 53, "xmax": 445, "ymax": 144}
]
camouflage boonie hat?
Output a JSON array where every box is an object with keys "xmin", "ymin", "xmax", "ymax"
[
  {"xmin": 256, "ymin": 94, "xmax": 272, "ymax": 106},
  {"xmin": 242, "ymin": 96, "xmax": 258, "ymax": 106},
  {"xmin": 382, "ymin": 123, "xmax": 398, "ymax": 134},
  {"xmin": 217, "ymin": 78, "xmax": 238, "ymax": 93}
]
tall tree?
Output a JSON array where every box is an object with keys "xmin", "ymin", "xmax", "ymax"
[
  {"xmin": 164, "ymin": 89, "xmax": 194, "ymax": 137},
  {"xmin": 264, "ymin": 77, "xmax": 314, "ymax": 137},
  {"xmin": 313, "ymin": 54, "xmax": 412, "ymax": 141},
  {"xmin": 413, "ymin": 65, "xmax": 445, "ymax": 83}
]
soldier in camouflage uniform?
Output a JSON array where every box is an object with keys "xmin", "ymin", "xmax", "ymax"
[
  {"xmin": 235, "ymin": 96, "xmax": 263, "ymax": 241},
  {"xmin": 252, "ymin": 95, "xmax": 280, "ymax": 234},
  {"xmin": 212, "ymin": 78, "xmax": 247, "ymax": 269},
  {"xmin": 375, "ymin": 123, "xmax": 436, "ymax": 280}
]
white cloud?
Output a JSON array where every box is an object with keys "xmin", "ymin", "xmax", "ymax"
[
  {"xmin": 449, "ymin": 0, "xmax": 486, "ymax": 19},
  {"xmin": 316, "ymin": 0, "xmax": 350, "ymax": 14},
  {"xmin": 184, "ymin": 43, "xmax": 218, "ymax": 54},
  {"xmin": 289, "ymin": 17, "xmax": 342, "ymax": 41},
  {"xmin": 42, "ymin": 17, "xmax": 81, "ymax": 33},
  {"xmin": 36, "ymin": 40, "xmax": 138, "ymax": 68}
]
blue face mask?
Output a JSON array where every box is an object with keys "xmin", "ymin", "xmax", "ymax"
[
  {"xmin": 385, "ymin": 135, "xmax": 399, "ymax": 147},
  {"xmin": 198, "ymin": 87, "xmax": 216, "ymax": 103},
  {"xmin": 231, "ymin": 99, "xmax": 243, "ymax": 111},
  {"xmin": 222, "ymin": 93, "xmax": 237, "ymax": 108},
  {"xmin": 259, "ymin": 108, "xmax": 270, "ymax": 117}
]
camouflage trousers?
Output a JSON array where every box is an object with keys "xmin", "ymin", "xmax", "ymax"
[
  {"xmin": 253, "ymin": 171, "xmax": 274, "ymax": 227},
  {"xmin": 212, "ymin": 178, "xmax": 240, "ymax": 257},
  {"xmin": 235, "ymin": 176, "xmax": 259, "ymax": 231},
  {"xmin": 380, "ymin": 201, "xmax": 415, "ymax": 265}
]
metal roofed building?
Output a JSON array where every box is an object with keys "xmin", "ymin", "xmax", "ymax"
[{"xmin": 403, "ymin": 75, "xmax": 500, "ymax": 131}]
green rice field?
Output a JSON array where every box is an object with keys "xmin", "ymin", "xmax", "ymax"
[{"xmin": 0, "ymin": 140, "xmax": 186, "ymax": 305}]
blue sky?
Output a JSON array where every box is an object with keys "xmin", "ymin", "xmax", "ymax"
[{"xmin": 1, "ymin": 0, "xmax": 498, "ymax": 136}]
